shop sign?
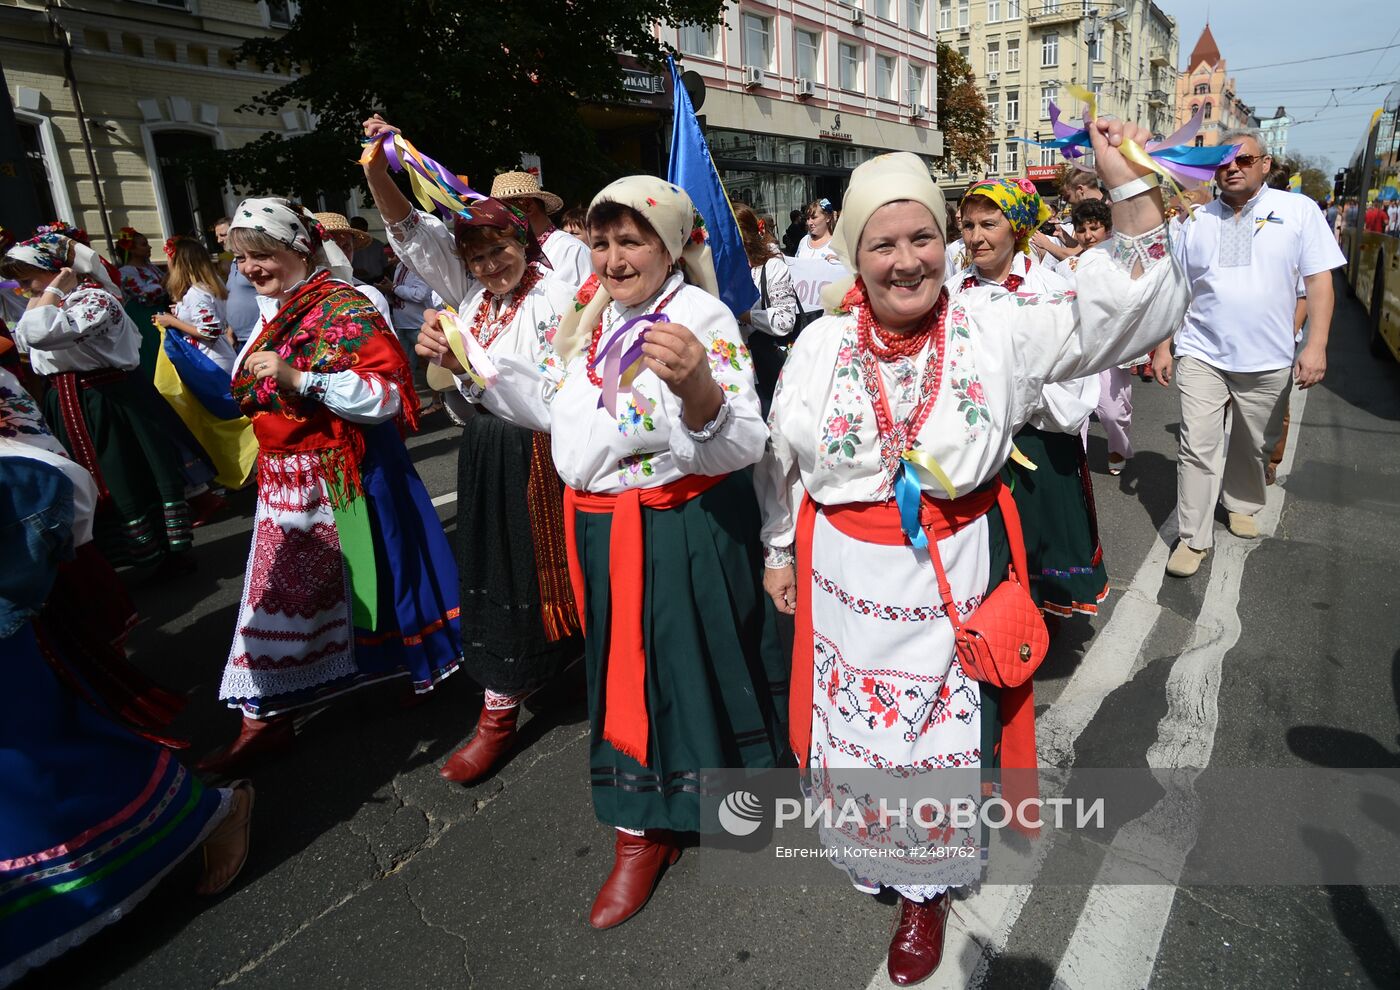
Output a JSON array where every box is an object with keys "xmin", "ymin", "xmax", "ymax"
[
  {"xmin": 819, "ymin": 113, "xmax": 853, "ymax": 143},
  {"xmin": 1026, "ymin": 165, "xmax": 1061, "ymax": 181},
  {"xmin": 622, "ymin": 69, "xmax": 665, "ymax": 97}
]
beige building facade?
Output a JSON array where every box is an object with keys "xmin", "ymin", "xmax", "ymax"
[
  {"xmin": 935, "ymin": 0, "xmax": 1178, "ymax": 195},
  {"xmin": 0, "ymin": 0, "xmax": 305, "ymax": 253}
]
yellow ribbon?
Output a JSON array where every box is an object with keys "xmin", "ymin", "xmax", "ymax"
[
  {"xmin": 1010, "ymin": 444, "xmax": 1038, "ymax": 472},
  {"xmin": 1066, "ymin": 83, "xmax": 1186, "ymax": 217},
  {"xmin": 901, "ymin": 450, "xmax": 958, "ymax": 500},
  {"xmin": 359, "ymin": 133, "xmax": 470, "ymax": 217}
]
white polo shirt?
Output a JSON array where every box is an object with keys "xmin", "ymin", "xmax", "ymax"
[{"xmin": 1172, "ymin": 186, "xmax": 1344, "ymax": 372}]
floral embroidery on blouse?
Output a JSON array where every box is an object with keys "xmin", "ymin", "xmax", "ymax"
[
  {"xmin": 0, "ymin": 382, "xmax": 48, "ymax": 440},
  {"xmin": 1109, "ymin": 223, "xmax": 1171, "ymax": 273},
  {"xmin": 617, "ymin": 395, "xmax": 657, "ymax": 435},
  {"xmin": 943, "ymin": 302, "xmax": 990, "ymax": 444},
  {"xmin": 819, "ymin": 325, "xmax": 867, "ymax": 467},
  {"xmin": 821, "ymin": 405, "xmax": 866, "ymax": 461},
  {"xmin": 616, "ymin": 450, "xmax": 656, "ymax": 484},
  {"xmin": 707, "ymin": 335, "xmax": 749, "ymax": 372},
  {"xmin": 68, "ymin": 290, "xmax": 123, "ymax": 335},
  {"xmin": 537, "ymin": 316, "xmax": 560, "ymax": 347},
  {"xmin": 119, "ymin": 265, "xmax": 166, "ymax": 306}
]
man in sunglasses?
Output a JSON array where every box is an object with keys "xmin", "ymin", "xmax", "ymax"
[{"xmin": 1154, "ymin": 129, "xmax": 1344, "ymax": 579}]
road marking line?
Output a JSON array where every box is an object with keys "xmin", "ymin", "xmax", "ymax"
[
  {"xmin": 431, "ymin": 491, "xmax": 458, "ymax": 507},
  {"xmin": 1050, "ymin": 385, "xmax": 1309, "ymax": 990}
]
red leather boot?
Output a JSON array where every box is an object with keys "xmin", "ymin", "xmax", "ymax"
[
  {"xmin": 438, "ymin": 704, "xmax": 519, "ymax": 784},
  {"xmin": 886, "ymin": 892, "xmax": 951, "ymax": 986},
  {"xmin": 588, "ymin": 829, "xmax": 680, "ymax": 930},
  {"xmin": 196, "ymin": 714, "xmax": 294, "ymax": 775}
]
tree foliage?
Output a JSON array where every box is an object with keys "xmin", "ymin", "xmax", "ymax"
[
  {"xmin": 936, "ymin": 43, "xmax": 994, "ymax": 173},
  {"xmin": 1272, "ymin": 153, "xmax": 1331, "ymax": 202},
  {"xmin": 196, "ymin": 0, "xmax": 727, "ymax": 206}
]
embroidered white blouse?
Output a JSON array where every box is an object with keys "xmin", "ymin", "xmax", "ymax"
[
  {"xmin": 758, "ymin": 224, "xmax": 1186, "ymax": 549},
  {"xmin": 239, "ymin": 274, "xmax": 403, "ymax": 425},
  {"xmin": 795, "ymin": 234, "xmax": 840, "ymax": 264},
  {"xmin": 14, "ymin": 286, "xmax": 143, "ymax": 375},
  {"xmin": 484, "ymin": 271, "xmax": 767, "ymax": 493},
  {"xmin": 174, "ymin": 285, "xmax": 237, "ymax": 373},
  {"xmin": 448, "ymin": 271, "xmax": 576, "ymax": 410},
  {"xmin": 540, "ymin": 229, "xmax": 593, "ymax": 288},
  {"xmin": 948, "ymin": 252, "xmax": 1100, "ymax": 435},
  {"xmin": 0, "ymin": 367, "xmax": 97, "ymax": 544},
  {"xmin": 118, "ymin": 263, "xmax": 165, "ymax": 305},
  {"xmin": 748, "ymin": 257, "xmax": 799, "ymax": 337}
]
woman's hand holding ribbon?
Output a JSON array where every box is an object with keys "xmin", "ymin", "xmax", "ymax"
[
  {"xmin": 642, "ymin": 322, "xmax": 723, "ymax": 430},
  {"xmin": 414, "ymin": 308, "xmax": 465, "ymax": 375}
]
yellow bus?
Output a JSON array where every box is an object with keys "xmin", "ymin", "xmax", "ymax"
[{"xmin": 1341, "ymin": 87, "xmax": 1400, "ymax": 361}]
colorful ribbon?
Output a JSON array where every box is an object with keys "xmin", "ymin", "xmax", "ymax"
[
  {"xmin": 590, "ymin": 313, "xmax": 669, "ymax": 418},
  {"xmin": 1016, "ymin": 86, "xmax": 1240, "ymax": 203},
  {"xmin": 439, "ymin": 308, "xmax": 499, "ymax": 389},
  {"xmin": 894, "ymin": 450, "xmax": 959, "ymax": 549},
  {"xmin": 359, "ymin": 131, "xmax": 485, "ymax": 219}
]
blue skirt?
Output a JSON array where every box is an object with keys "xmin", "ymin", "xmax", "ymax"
[{"xmin": 0, "ymin": 623, "xmax": 229, "ymax": 986}]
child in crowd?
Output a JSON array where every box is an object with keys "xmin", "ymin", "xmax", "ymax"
[{"xmin": 154, "ymin": 237, "xmax": 237, "ymax": 373}]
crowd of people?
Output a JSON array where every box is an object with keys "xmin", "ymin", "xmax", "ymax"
[{"xmin": 0, "ymin": 114, "xmax": 1346, "ymax": 988}]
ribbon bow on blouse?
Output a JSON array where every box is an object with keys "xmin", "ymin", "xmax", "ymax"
[{"xmin": 589, "ymin": 312, "xmax": 670, "ymax": 418}]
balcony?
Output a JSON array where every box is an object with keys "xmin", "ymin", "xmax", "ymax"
[
  {"xmin": 1147, "ymin": 89, "xmax": 1168, "ymax": 107},
  {"xmin": 1028, "ymin": 4, "xmax": 1082, "ymax": 28},
  {"xmin": 1149, "ymin": 46, "xmax": 1170, "ymax": 67}
]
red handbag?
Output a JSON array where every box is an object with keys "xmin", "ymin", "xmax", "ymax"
[{"xmin": 924, "ymin": 501, "xmax": 1048, "ymax": 690}]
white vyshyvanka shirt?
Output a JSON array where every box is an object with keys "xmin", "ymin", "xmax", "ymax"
[
  {"xmin": 795, "ymin": 234, "xmax": 840, "ymax": 264},
  {"xmin": 1053, "ymin": 240, "xmax": 1151, "ymax": 370},
  {"xmin": 14, "ymin": 285, "xmax": 142, "ymax": 375},
  {"xmin": 381, "ymin": 207, "xmax": 573, "ymax": 406},
  {"xmin": 486, "ymin": 271, "xmax": 767, "ymax": 493},
  {"xmin": 539, "ymin": 229, "xmax": 592, "ymax": 288},
  {"xmin": 173, "ymin": 284, "xmax": 237, "ymax": 373},
  {"xmin": 947, "ymin": 251, "xmax": 1100, "ymax": 435}
]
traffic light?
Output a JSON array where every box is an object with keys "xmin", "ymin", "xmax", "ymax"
[{"xmin": 1334, "ymin": 169, "xmax": 1347, "ymax": 200}]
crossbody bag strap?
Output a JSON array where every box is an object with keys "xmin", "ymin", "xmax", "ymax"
[
  {"xmin": 922, "ymin": 525, "xmax": 967, "ymax": 633},
  {"xmin": 759, "ymin": 261, "xmax": 769, "ymax": 310}
]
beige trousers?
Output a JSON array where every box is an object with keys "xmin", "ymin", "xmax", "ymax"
[{"xmin": 1175, "ymin": 356, "xmax": 1292, "ymax": 549}]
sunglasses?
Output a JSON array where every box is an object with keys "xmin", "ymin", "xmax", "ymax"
[{"xmin": 1220, "ymin": 154, "xmax": 1267, "ymax": 170}]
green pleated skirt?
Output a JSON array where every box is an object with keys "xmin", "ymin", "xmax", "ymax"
[
  {"xmin": 576, "ymin": 472, "xmax": 790, "ymax": 832},
  {"xmin": 1006, "ymin": 425, "xmax": 1108, "ymax": 616}
]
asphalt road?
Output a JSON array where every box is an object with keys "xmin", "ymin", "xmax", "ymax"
[{"xmin": 22, "ymin": 277, "xmax": 1400, "ymax": 990}]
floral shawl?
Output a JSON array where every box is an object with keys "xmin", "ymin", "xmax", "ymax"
[{"xmin": 232, "ymin": 270, "xmax": 419, "ymax": 506}]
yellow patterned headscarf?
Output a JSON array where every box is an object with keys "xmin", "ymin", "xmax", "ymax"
[{"xmin": 965, "ymin": 178, "xmax": 1053, "ymax": 253}]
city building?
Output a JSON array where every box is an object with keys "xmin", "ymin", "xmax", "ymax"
[
  {"xmin": 1175, "ymin": 23, "xmax": 1255, "ymax": 147},
  {"xmin": 1258, "ymin": 106, "xmax": 1291, "ymax": 158},
  {"xmin": 657, "ymin": 1, "xmax": 945, "ymax": 221},
  {"xmin": 934, "ymin": 0, "xmax": 1179, "ymax": 198},
  {"xmin": 0, "ymin": 0, "xmax": 309, "ymax": 253}
]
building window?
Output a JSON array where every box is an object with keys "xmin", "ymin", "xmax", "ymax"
[
  {"xmin": 987, "ymin": 0, "xmax": 1001, "ymax": 21},
  {"xmin": 795, "ymin": 29, "xmax": 820, "ymax": 81},
  {"xmin": 151, "ymin": 130, "xmax": 227, "ymax": 242},
  {"xmin": 958, "ymin": 1, "xmax": 969, "ymax": 29},
  {"xmin": 906, "ymin": 63, "xmax": 926, "ymax": 106},
  {"xmin": 1042, "ymin": 34, "xmax": 1058, "ymax": 67},
  {"xmin": 1190, "ymin": 103, "xmax": 1200, "ymax": 116},
  {"xmin": 839, "ymin": 42, "xmax": 862, "ymax": 91},
  {"xmin": 265, "ymin": 0, "xmax": 293, "ymax": 25},
  {"xmin": 742, "ymin": 13, "xmax": 773, "ymax": 70},
  {"xmin": 1089, "ymin": 34, "xmax": 1103, "ymax": 62},
  {"xmin": 1005, "ymin": 90, "xmax": 1019, "ymax": 121},
  {"xmin": 876, "ymin": 54, "xmax": 896, "ymax": 100},
  {"xmin": 986, "ymin": 43, "xmax": 1000, "ymax": 75},
  {"xmin": 1040, "ymin": 146, "xmax": 1058, "ymax": 166},
  {"xmin": 1041, "ymin": 84, "xmax": 1057, "ymax": 119},
  {"xmin": 16, "ymin": 120, "xmax": 59, "ymax": 219},
  {"xmin": 938, "ymin": 0, "xmax": 952, "ymax": 31},
  {"xmin": 1007, "ymin": 0, "xmax": 1021, "ymax": 15},
  {"xmin": 871, "ymin": 0, "xmax": 893, "ymax": 20},
  {"xmin": 989, "ymin": 147, "xmax": 1000, "ymax": 173},
  {"xmin": 906, "ymin": 0, "xmax": 926, "ymax": 32},
  {"xmin": 959, "ymin": 46, "xmax": 969, "ymax": 60},
  {"xmin": 1194, "ymin": 135, "xmax": 1204, "ymax": 147},
  {"xmin": 1007, "ymin": 38, "xmax": 1020, "ymax": 70},
  {"xmin": 1005, "ymin": 143, "xmax": 1019, "ymax": 173},
  {"xmin": 1091, "ymin": 82, "xmax": 1103, "ymax": 101},
  {"xmin": 1043, "ymin": 0, "xmax": 1060, "ymax": 11},
  {"xmin": 1194, "ymin": 82, "xmax": 1209, "ymax": 95},
  {"xmin": 679, "ymin": 22, "xmax": 719, "ymax": 58},
  {"xmin": 1203, "ymin": 101, "xmax": 1212, "ymax": 120}
]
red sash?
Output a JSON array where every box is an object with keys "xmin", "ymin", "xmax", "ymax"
[
  {"xmin": 563, "ymin": 473, "xmax": 727, "ymax": 766},
  {"xmin": 791, "ymin": 479, "xmax": 1038, "ymax": 788}
]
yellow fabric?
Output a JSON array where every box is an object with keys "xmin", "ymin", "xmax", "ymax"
[
  {"xmin": 153, "ymin": 335, "xmax": 256, "ymax": 490},
  {"xmin": 965, "ymin": 179, "xmax": 1053, "ymax": 252}
]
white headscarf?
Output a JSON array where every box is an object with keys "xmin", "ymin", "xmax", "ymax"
[
  {"xmin": 228, "ymin": 197, "xmax": 354, "ymax": 284},
  {"xmin": 3, "ymin": 234, "xmax": 124, "ymax": 301},
  {"xmin": 553, "ymin": 176, "xmax": 720, "ymax": 364},
  {"xmin": 821, "ymin": 153, "xmax": 948, "ymax": 313}
]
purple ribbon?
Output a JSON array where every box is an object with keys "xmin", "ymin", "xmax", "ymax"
[{"xmin": 590, "ymin": 312, "xmax": 670, "ymax": 417}]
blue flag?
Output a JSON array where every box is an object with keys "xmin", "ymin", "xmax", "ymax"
[
  {"xmin": 667, "ymin": 58, "xmax": 759, "ymax": 316},
  {"xmin": 162, "ymin": 330, "xmax": 242, "ymax": 420}
]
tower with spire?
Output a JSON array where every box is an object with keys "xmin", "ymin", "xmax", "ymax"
[{"xmin": 1175, "ymin": 23, "xmax": 1257, "ymax": 148}]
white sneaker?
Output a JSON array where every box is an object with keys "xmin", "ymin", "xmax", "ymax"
[
  {"xmin": 1166, "ymin": 543, "xmax": 1208, "ymax": 578},
  {"xmin": 1227, "ymin": 512, "xmax": 1259, "ymax": 539}
]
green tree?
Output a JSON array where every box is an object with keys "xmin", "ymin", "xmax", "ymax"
[
  {"xmin": 194, "ymin": 0, "xmax": 728, "ymax": 206},
  {"xmin": 936, "ymin": 43, "xmax": 994, "ymax": 176},
  {"xmin": 1272, "ymin": 153, "xmax": 1331, "ymax": 202}
]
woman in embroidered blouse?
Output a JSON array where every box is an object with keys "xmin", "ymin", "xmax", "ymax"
[
  {"xmin": 115, "ymin": 226, "xmax": 170, "ymax": 377},
  {"xmin": 154, "ymin": 237, "xmax": 237, "ymax": 372},
  {"xmin": 795, "ymin": 197, "xmax": 841, "ymax": 263},
  {"xmin": 734, "ymin": 203, "xmax": 800, "ymax": 416},
  {"xmin": 361, "ymin": 115, "xmax": 583, "ymax": 787},
  {"xmin": 757, "ymin": 122, "xmax": 1188, "ymax": 986},
  {"xmin": 419, "ymin": 175, "xmax": 788, "ymax": 931},
  {"xmin": 4, "ymin": 233, "xmax": 196, "ymax": 575},
  {"xmin": 949, "ymin": 178, "xmax": 1108, "ymax": 620},
  {"xmin": 196, "ymin": 198, "xmax": 461, "ymax": 776}
]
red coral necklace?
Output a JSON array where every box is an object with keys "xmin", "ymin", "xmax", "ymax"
[{"xmin": 470, "ymin": 265, "xmax": 541, "ymax": 349}]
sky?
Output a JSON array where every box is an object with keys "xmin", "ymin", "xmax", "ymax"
[{"xmin": 1158, "ymin": 1, "xmax": 1400, "ymax": 170}]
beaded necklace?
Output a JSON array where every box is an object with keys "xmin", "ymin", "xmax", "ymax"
[
  {"xmin": 585, "ymin": 281, "xmax": 685, "ymax": 387},
  {"xmin": 469, "ymin": 265, "xmax": 542, "ymax": 349}
]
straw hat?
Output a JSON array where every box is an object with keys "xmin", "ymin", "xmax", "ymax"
[
  {"xmin": 490, "ymin": 171, "xmax": 563, "ymax": 215},
  {"xmin": 313, "ymin": 212, "xmax": 372, "ymax": 250}
]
